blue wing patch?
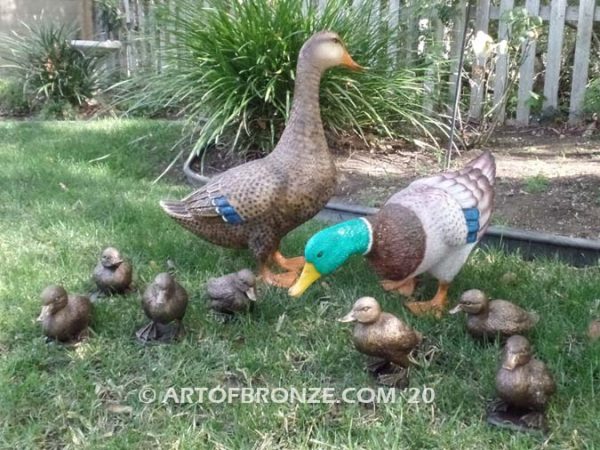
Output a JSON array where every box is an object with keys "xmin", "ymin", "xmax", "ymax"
[
  {"xmin": 463, "ymin": 208, "xmax": 480, "ymax": 243},
  {"xmin": 211, "ymin": 196, "xmax": 244, "ymax": 225}
]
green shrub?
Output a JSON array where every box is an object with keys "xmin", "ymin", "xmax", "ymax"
[
  {"xmin": 0, "ymin": 78, "xmax": 29, "ymax": 116},
  {"xmin": 116, "ymin": 0, "xmax": 447, "ymax": 156},
  {"xmin": 584, "ymin": 77, "xmax": 600, "ymax": 116},
  {"xmin": 0, "ymin": 22, "xmax": 103, "ymax": 114}
]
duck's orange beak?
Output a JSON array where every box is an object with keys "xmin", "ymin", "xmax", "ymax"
[{"xmin": 342, "ymin": 50, "xmax": 363, "ymax": 71}]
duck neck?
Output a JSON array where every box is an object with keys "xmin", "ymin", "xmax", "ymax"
[{"xmin": 275, "ymin": 59, "xmax": 325, "ymax": 153}]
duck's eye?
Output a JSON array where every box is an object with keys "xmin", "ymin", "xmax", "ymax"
[
  {"xmin": 332, "ymin": 37, "xmax": 341, "ymax": 44},
  {"xmin": 317, "ymin": 251, "xmax": 324, "ymax": 258},
  {"xmin": 362, "ymin": 307, "xmax": 370, "ymax": 311}
]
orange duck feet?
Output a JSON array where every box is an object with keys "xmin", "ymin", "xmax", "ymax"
[
  {"xmin": 380, "ymin": 278, "xmax": 416, "ymax": 297},
  {"xmin": 259, "ymin": 265, "xmax": 299, "ymax": 288},
  {"xmin": 405, "ymin": 282, "xmax": 449, "ymax": 319},
  {"xmin": 272, "ymin": 251, "xmax": 305, "ymax": 273}
]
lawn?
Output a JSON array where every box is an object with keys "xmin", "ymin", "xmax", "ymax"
[{"xmin": 0, "ymin": 119, "xmax": 598, "ymax": 449}]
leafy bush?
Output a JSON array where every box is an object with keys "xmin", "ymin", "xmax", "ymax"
[
  {"xmin": 116, "ymin": 0, "xmax": 447, "ymax": 157},
  {"xmin": 0, "ymin": 22, "xmax": 103, "ymax": 115},
  {"xmin": 0, "ymin": 78, "xmax": 29, "ymax": 116}
]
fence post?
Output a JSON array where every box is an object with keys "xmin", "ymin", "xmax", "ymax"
[
  {"xmin": 492, "ymin": 0, "xmax": 514, "ymax": 124},
  {"xmin": 468, "ymin": 0, "xmax": 490, "ymax": 122},
  {"xmin": 515, "ymin": 0, "xmax": 540, "ymax": 126},
  {"xmin": 388, "ymin": 0, "xmax": 400, "ymax": 64},
  {"xmin": 568, "ymin": 0, "xmax": 595, "ymax": 123},
  {"xmin": 448, "ymin": 0, "xmax": 466, "ymax": 105},
  {"xmin": 542, "ymin": 0, "xmax": 566, "ymax": 116}
]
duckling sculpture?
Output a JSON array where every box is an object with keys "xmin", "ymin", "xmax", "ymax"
[
  {"xmin": 206, "ymin": 269, "xmax": 257, "ymax": 315},
  {"xmin": 37, "ymin": 285, "xmax": 92, "ymax": 343},
  {"xmin": 290, "ymin": 152, "xmax": 496, "ymax": 318},
  {"xmin": 160, "ymin": 31, "xmax": 362, "ymax": 288},
  {"xmin": 339, "ymin": 297, "xmax": 422, "ymax": 385},
  {"xmin": 136, "ymin": 273, "xmax": 188, "ymax": 343},
  {"xmin": 449, "ymin": 289, "xmax": 538, "ymax": 339},
  {"xmin": 93, "ymin": 247, "xmax": 133, "ymax": 295},
  {"xmin": 489, "ymin": 335, "xmax": 556, "ymax": 432}
]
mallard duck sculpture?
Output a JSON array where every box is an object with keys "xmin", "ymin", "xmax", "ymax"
[
  {"xmin": 160, "ymin": 31, "xmax": 362, "ymax": 288},
  {"xmin": 290, "ymin": 152, "xmax": 496, "ymax": 317}
]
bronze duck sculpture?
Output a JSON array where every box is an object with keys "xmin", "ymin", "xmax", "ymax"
[
  {"xmin": 449, "ymin": 289, "xmax": 538, "ymax": 339},
  {"xmin": 490, "ymin": 335, "xmax": 556, "ymax": 431},
  {"xmin": 206, "ymin": 269, "xmax": 257, "ymax": 315},
  {"xmin": 37, "ymin": 285, "xmax": 92, "ymax": 343},
  {"xmin": 136, "ymin": 272, "xmax": 188, "ymax": 343},
  {"xmin": 93, "ymin": 247, "xmax": 133, "ymax": 295},
  {"xmin": 338, "ymin": 297, "xmax": 422, "ymax": 369},
  {"xmin": 160, "ymin": 31, "xmax": 362, "ymax": 288},
  {"xmin": 290, "ymin": 152, "xmax": 496, "ymax": 318}
]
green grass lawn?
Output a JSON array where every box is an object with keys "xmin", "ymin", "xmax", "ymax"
[{"xmin": 0, "ymin": 119, "xmax": 599, "ymax": 449}]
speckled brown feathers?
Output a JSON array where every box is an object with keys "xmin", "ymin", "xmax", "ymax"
[
  {"xmin": 37, "ymin": 285, "xmax": 92, "ymax": 343},
  {"xmin": 159, "ymin": 32, "xmax": 349, "ymax": 267}
]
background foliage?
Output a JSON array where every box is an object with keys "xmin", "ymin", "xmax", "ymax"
[{"xmin": 115, "ymin": 0, "xmax": 448, "ymax": 158}]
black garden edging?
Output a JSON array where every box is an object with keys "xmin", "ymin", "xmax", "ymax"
[{"xmin": 183, "ymin": 157, "xmax": 600, "ymax": 268}]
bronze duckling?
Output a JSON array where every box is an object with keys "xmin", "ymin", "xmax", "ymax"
[
  {"xmin": 449, "ymin": 289, "xmax": 538, "ymax": 339},
  {"xmin": 489, "ymin": 335, "xmax": 556, "ymax": 432},
  {"xmin": 206, "ymin": 269, "xmax": 257, "ymax": 315},
  {"xmin": 93, "ymin": 247, "xmax": 133, "ymax": 296},
  {"xmin": 339, "ymin": 297, "xmax": 422, "ymax": 385},
  {"xmin": 37, "ymin": 285, "xmax": 92, "ymax": 343},
  {"xmin": 136, "ymin": 273, "xmax": 188, "ymax": 343}
]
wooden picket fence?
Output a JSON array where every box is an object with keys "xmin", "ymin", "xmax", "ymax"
[{"xmin": 97, "ymin": 0, "xmax": 600, "ymax": 125}]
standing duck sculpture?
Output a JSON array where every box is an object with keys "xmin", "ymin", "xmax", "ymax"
[
  {"xmin": 37, "ymin": 285, "xmax": 92, "ymax": 343},
  {"xmin": 160, "ymin": 31, "xmax": 362, "ymax": 288},
  {"xmin": 490, "ymin": 335, "xmax": 556, "ymax": 431},
  {"xmin": 136, "ymin": 272, "xmax": 188, "ymax": 343},
  {"xmin": 93, "ymin": 247, "xmax": 133, "ymax": 295},
  {"xmin": 449, "ymin": 289, "xmax": 538, "ymax": 339},
  {"xmin": 290, "ymin": 152, "xmax": 496, "ymax": 318}
]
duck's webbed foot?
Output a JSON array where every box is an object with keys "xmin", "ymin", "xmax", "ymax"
[
  {"xmin": 259, "ymin": 264, "xmax": 298, "ymax": 288},
  {"xmin": 136, "ymin": 321, "xmax": 184, "ymax": 344},
  {"xmin": 380, "ymin": 278, "xmax": 416, "ymax": 296},
  {"xmin": 487, "ymin": 401, "xmax": 548, "ymax": 433},
  {"xmin": 405, "ymin": 282, "xmax": 449, "ymax": 319},
  {"xmin": 272, "ymin": 251, "xmax": 305, "ymax": 273}
]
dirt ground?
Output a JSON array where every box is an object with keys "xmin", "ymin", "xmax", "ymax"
[
  {"xmin": 195, "ymin": 127, "xmax": 600, "ymax": 240},
  {"xmin": 331, "ymin": 128, "xmax": 600, "ymax": 240}
]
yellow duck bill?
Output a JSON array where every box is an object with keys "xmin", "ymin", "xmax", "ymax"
[{"xmin": 288, "ymin": 263, "xmax": 322, "ymax": 297}]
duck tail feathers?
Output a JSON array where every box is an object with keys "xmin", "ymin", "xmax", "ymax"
[
  {"xmin": 160, "ymin": 200, "xmax": 193, "ymax": 220},
  {"xmin": 466, "ymin": 151, "xmax": 496, "ymax": 186}
]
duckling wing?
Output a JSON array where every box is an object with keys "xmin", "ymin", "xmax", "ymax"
[
  {"xmin": 407, "ymin": 151, "xmax": 495, "ymax": 241},
  {"xmin": 488, "ymin": 300, "xmax": 535, "ymax": 333},
  {"xmin": 165, "ymin": 160, "xmax": 283, "ymax": 225}
]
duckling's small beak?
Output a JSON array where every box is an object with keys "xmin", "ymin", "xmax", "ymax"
[
  {"xmin": 502, "ymin": 353, "xmax": 519, "ymax": 371},
  {"xmin": 246, "ymin": 286, "xmax": 257, "ymax": 302},
  {"xmin": 37, "ymin": 305, "xmax": 51, "ymax": 322},
  {"xmin": 341, "ymin": 50, "xmax": 363, "ymax": 71},
  {"xmin": 288, "ymin": 263, "xmax": 321, "ymax": 297},
  {"xmin": 449, "ymin": 304, "xmax": 463, "ymax": 315},
  {"xmin": 338, "ymin": 311, "xmax": 356, "ymax": 323}
]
